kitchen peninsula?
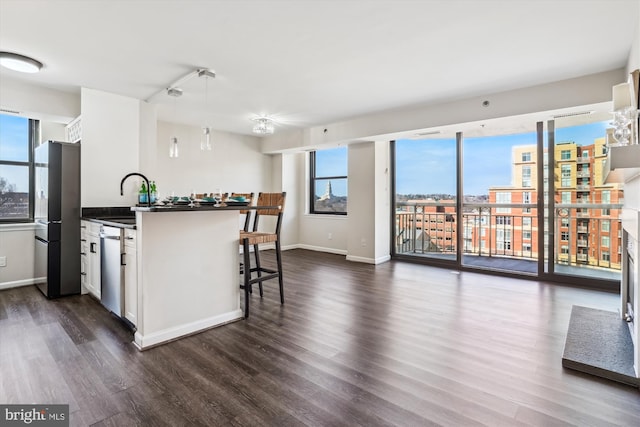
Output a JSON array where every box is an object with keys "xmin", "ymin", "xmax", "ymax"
[{"xmin": 130, "ymin": 204, "xmax": 256, "ymax": 350}]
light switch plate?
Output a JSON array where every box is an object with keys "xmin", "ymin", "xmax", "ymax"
[{"xmin": 0, "ymin": 256, "xmax": 6, "ymax": 267}]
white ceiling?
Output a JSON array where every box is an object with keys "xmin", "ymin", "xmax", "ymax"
[{"xmin": 0, "ymin": 0, "xmax": 638, "ymax": 137}]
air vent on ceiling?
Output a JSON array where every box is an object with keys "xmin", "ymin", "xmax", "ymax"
[
  {"xmin": 415, "ymin": 130, "xmax": 442, "ymax": 136},
  {"xmin": 552, "ymin": 111, "xmax": 594, "ymax": 119},
  {"xmin": 0, "ymin": 108, "xmax": 20, "ymax": 114}
]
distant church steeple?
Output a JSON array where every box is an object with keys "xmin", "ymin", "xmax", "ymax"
[{"xmin": 318, "ymin": 180, "xmax": 334, "ymax": 201}]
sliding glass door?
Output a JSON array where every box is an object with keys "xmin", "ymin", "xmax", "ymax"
[
  {"xmin": 392, "ymin": 113, "xmax": 621, "ymax": 288},
  {"xmin": 547, "ymin": 116, "xmax": 622, "ymax": 283},
  {"xmin": 394, "ymin": 133, "xmax": 458, "ymax": 263},
  {"xmin": 460, "ymin": 128, "xmax": 540, "ymax": 275}
]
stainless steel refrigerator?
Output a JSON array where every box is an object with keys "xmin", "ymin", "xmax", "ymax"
[{"xmin": 34, "ymin": 140, "xmax": 81, "ymax": 298}]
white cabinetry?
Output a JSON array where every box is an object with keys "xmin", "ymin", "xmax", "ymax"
[
  {"xmin": 81, "ymin": 221, "xmax": 102, "ymax": 299},
  {"xmin": 80, "ymin": 221, "xmax": 88, "ymax": 294},
  {"xmin": 123, "ymin": 228, "xmax": 137, "ymax": 326}
]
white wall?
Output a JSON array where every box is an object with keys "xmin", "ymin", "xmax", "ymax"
[
  {"xmin": 0, "ymin": 224, "xmax": 36, "ymax": 289},
  {"xmin": 263, "ymin": 69, "xmax": 625, "ymax": 152},
  {"xmin": 40, "ymin": 121, "xmax": 67, "ymax": 142},
  {"xmin": 627, "ymin": 7, "xmax": 640, "ymax": 75},
  {"xmin": 0, "ymin": 76, "xmax": 79, "ymax": 123},
  {"xmin": 81, "ymin": 88, "xmax": 142, "ymax": 207},
  {"xmin": 146, "ymin": 121, "xmax": 272, "ymax": 198},
  {"xmin": 272, "ymin": 153, "xmax": 301, "ymax": 249}
]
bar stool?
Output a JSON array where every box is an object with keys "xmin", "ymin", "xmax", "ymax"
[
  {"xmin": 230, "ymin": 192, "xmax": 255, "ymax": 232},
  {"xmin": 240, "ymin": 192, "xmax": 286, "ymax": 318}
]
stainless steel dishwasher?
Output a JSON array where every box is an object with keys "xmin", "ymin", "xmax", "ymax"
[{"xmin": 100, "ymin": 225, "xmax": 124, "ymax": 316}]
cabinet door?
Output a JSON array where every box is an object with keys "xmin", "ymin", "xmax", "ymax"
[
  {"xmin": 88, "ymin": 234, "xmax": 101, "ymax": 298},
  {"xmin": 123, "ymin": 246, "xmax": 137, "ymax": 326},
  {"xmin": 80, "ymin": 254, "xmax": 88, "ymax": 291}
]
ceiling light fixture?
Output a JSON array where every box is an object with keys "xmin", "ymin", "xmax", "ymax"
[
  {"xmin": 0, "ymin": 51, "xmax": 43, "ymax": 73},
  {"xmin": 252, "ymin": 117, "xmax": 275, "ymax": 135}
]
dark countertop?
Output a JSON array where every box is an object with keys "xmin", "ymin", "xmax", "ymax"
[
  {"xmin": 131, "ymin": 204, "xmax": 273, "ymax": 213},
  {"xmin": 81, "ymin": 206, "xmax": 136, "ymax": 229},
  {"xmin": 81, "ymin": 216, "xmax": 136, "ymax": 229}
]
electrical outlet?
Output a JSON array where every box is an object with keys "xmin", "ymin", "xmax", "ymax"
[
  {"xmin": 328, "ymin": 232, "xmax": 332, "ymax": 240},
  {"xmin": 0, "ymin": 256, "xmax": 6, "ymax": 267}
]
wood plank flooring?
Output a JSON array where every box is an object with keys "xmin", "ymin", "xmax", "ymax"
[{"xmin": 1, "ymin": 249, "xmax": 639, "ymax": 426}]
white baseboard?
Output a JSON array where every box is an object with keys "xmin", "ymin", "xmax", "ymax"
[
  {"xmin": 294, "ymin": 244, "xmax": 348, "ymax": 256},
  {"xmin": 133, "ymin": 309, "xmax": 243, "ymax": 350},
  {"xmin": 345, "ymin": 254, "xmax": 391, "ymax": 265},
  {"xmin": 0, "ymin": 277, "xmax": 44, "ymax": 291}
]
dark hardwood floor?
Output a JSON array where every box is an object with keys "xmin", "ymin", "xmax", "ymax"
[{"xmin": 1, "ymin": 249, "xmax": 639, "ymax": 426}]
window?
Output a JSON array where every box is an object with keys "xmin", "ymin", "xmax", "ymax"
[
  {"xmin": 521, "ymin": 152, "xmax": 531, "ymax": 162},
  {"xmin": 496, "ymin": 216, "xmax": 511, "ymax": 225},
  {"xmin": 523, "ymin": 217, "xmax": 532, "ymax": 227},
  {"xmin": 561, "ymin": 231, "xmax": 569, "ymax": 241},
  {"xmin": 522, "ymin": 166, "xmax": 531, "ymax": 187},
  {"xmin": 602, "ymin": 251, "xmax": 610, "ymax": 262},
  {"xmin": 523, "ymin": 243, "xmax": 532, "ymax": 253},
  {"xmin": 495, "ymin": 192, "xmax": 511, "ymax": 213},
  {"xmin": 310, "ymin": 147, "xmax": 347, "ymax": 214},
  {"xmin": 560, "ymin": 150, "xmax": 571, "ymax": 160},
  {"xmin": 496, "ymin": 229, "xmax": 511, "ymax": 251},
  {"xmin": 561, "ymin": 191, "xmax": 571, "ymax": 204},
  {"xmin": 601, "ymin": 220, "xmax": 610, "ymax": 232},
  {"xmin": 561, "ymin": 245, "xmax": 569, "ymax": 254},
  {"xmin": 0, "ymin": 114, "xmax": 36, "ymax": 221},
  {"xmin": 561, "ymin": 164, "xmax": 571, "ymax": 187},
  {"xmin": 522, "ymin": 191, "xmax": 532, "ymax": 213},
  {"xmin": 523, "ymin": 230, "xmax": 531, "ymax": 240},
  {"xmin": 561, "ymin": 217, "xmax": 569, "ymax": 227},
  {"xmin": 600, "ymin": 191, "xmax": 611, "ymax": 216},
  {"xmin": 601, "ymin": 236, "xmax": 610, "ymax": 247}
]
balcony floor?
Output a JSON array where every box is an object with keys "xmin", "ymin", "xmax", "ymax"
[{"xmin": 397, "ymin": 252, "xmax": 621, "ymax": 281}]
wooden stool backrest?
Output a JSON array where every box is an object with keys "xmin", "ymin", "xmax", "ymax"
[{"xmin": 253, "ymin": 192, "xmax": 286, "ymax": 233}]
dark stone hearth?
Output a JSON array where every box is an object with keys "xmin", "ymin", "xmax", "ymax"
[{"xmin": 562, "ymin": 305, "xmax": 638, "ymax": 387}]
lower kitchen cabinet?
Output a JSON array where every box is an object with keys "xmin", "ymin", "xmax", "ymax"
[
  {"xmin": 123, "ymin": 228, "xmax": 137, "ymax": 326},
  {"xmin": 81, "ymin": 221, "xmax": 101, "ymax": 299}
]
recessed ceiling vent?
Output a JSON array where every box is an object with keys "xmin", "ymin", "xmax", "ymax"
[
  {"xmin": 552, "ymin": 111, "xmax": 594, "ymax": 119},
  {"xmin": 415, "ymin": 130, "xmax": 442, "ymax": 136},
  {"xmin": 0, "ymin": 108, "xmax": 20, "ymax": 114}
]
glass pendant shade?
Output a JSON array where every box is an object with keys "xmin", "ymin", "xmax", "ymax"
[
  {"xmin": 201, "ymin": 127, "xmax": 212, "ymax": 151},
  {"xmin": 169, "ymin": 137, "xmax": 179, "ymax": 158}
]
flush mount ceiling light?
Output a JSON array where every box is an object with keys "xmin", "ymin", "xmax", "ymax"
[
  {"xmin": 0, "ymin": 51, "xmax": 43, "ymax": 73},
  {"xmin": 252, "ymin": 117, "xmax": 275, "ymax": 135}
]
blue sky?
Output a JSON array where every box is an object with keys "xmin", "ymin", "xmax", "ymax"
[
  {"xmin": 0, "ymin": 114, "xmax": 29, "ymax": 192},
  {"xmin": 315, "ymin": 146, "xmax": 348, "ymax": 196},
  {"xmin": 396, "ymin": 121, "xmax": 610, "ymax": 196}
]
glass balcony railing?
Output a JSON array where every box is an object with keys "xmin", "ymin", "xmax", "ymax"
[{"xmin": 395, "ymin": 202, "xmax": 623, "ymax": 278}]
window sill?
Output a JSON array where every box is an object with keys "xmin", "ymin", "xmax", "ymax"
[
  {"xmin": 0, "ymin": 222, "xmax": 37, "ymax": 232},
  {"xmin": 304, "ymin": 213, "xmax": 348, "ymax": 220}
]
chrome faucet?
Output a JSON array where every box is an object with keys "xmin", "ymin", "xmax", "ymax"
[{"xmin": 120, "ymin": 172, "xmax": 151, "ymax": 207}]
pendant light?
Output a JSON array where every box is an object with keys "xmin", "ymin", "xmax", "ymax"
[
  {"xmin": 168, "ymin": 88, "xmax": 182, "ymax": 158},
  {"xmin": 200, "ymin": 70, "xmax": 213, "ymax": 151}
]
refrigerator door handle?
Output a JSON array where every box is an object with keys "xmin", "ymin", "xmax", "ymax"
[{"xmin": 50, "ymin": 220, "xmax": 62, "ymax": 224}]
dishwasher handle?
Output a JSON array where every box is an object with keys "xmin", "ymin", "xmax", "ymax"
[{"xmin": 100, "ymin": 234, "xmax": 121, "ymax": 241}]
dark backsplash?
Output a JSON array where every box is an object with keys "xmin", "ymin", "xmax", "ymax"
[{"xmin": 81, "ymin": 206, "xmax": 134, "ymax": 218}]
